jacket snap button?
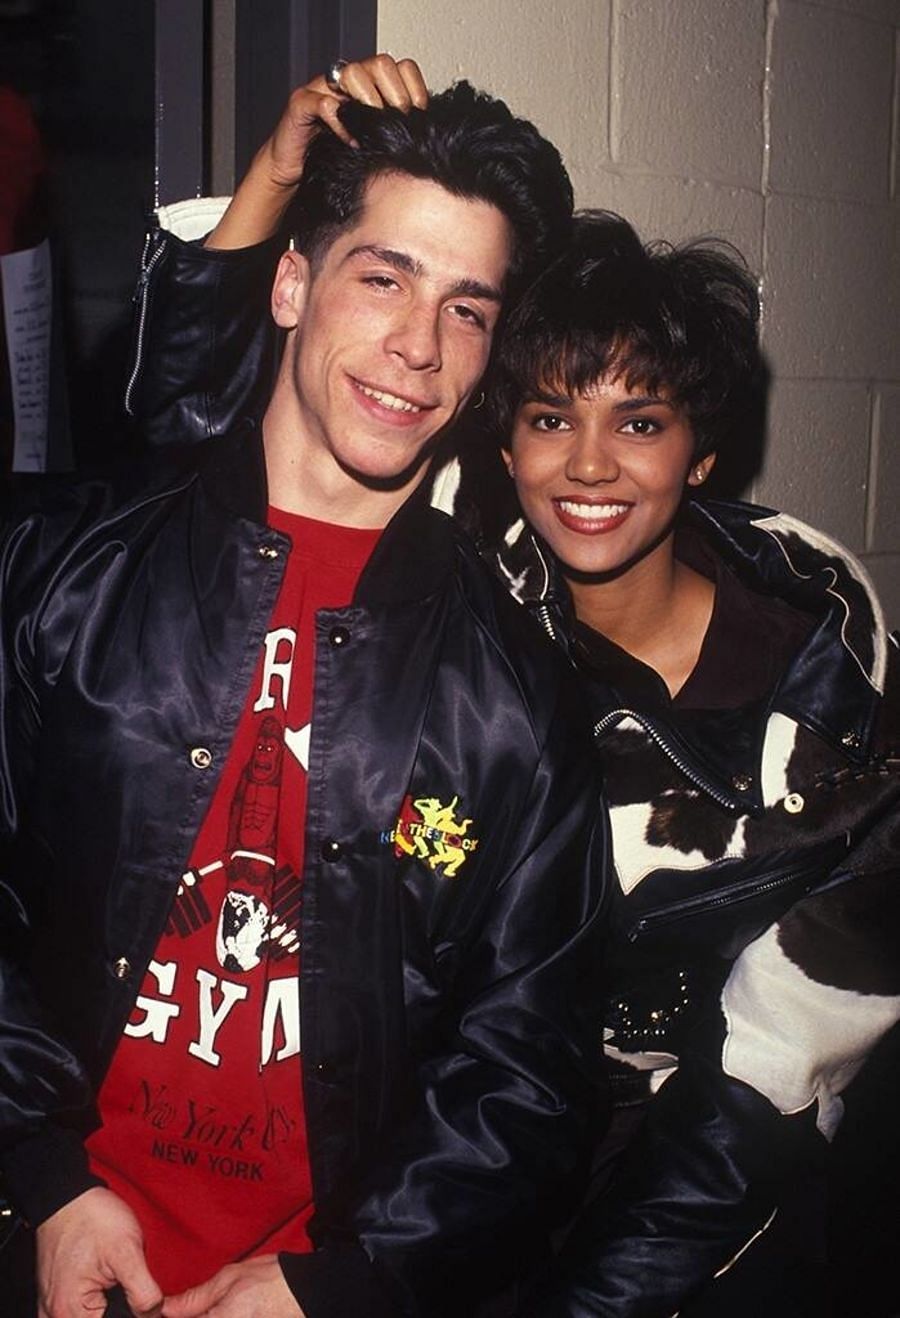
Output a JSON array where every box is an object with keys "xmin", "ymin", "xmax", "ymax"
[
  {"xmin": 731, "ymin": 773, "xmax": 753, "ymax": 792},
  {"xmin": 321, "ymin": 838, "xmax": 343, "ymax": 862},
  {"xmin": 313, "ymin": 1060, "xmax": 337, "ymax": 1081},
  {"xmin": 113, "ymin": 957, "xmax": 131, "ymax": 980},
  {"xmin": 258, "ymin": 544, "xmax": 279, "ymax": 560},
  {"xmin": 783, "ymin": 792, "xmax": 805, "ymax": 814},
  {"xmin": 190, "ymin": 746, "xmax": 213, "ymax": 769},
  {"xmin": 328, "ymin": 626, "xmax": 350, "ymax": 648}
]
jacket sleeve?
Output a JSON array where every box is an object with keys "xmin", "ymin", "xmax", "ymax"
[
  {"xmin": 0, "ymin": 870, "xmax": 106, "ymax": 1225},
  {"xmin": 124, "ymin": 210, "xmax": 283, "ymax": 446},
  {"xmin": 280, "ymin": 686, "xmax": 611, "ymax": 1318},
  {"xmin": 523, "ymin": 857, "xmax": 900, "ymax": 1317},
  {"xmin": 0, "ymin": 516, "xmax": 105, "ymax": 1226},
  {"xmin": 522, "ymin": 1057, "xmax": 823, "ymax": 1318}
]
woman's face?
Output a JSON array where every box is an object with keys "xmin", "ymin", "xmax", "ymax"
[{"xmin": 505, "ymin": 373, "xmax": 715, "ymax": 580}]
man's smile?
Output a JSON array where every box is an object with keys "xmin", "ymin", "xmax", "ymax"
[{"xmin": 351, "ymin": 376, "xmax": 431, "ymax": 414}]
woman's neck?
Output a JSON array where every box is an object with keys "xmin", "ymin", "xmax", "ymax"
[{"xmin": 568, "ymin": 539, "xmax": 715, "ymax": 698}]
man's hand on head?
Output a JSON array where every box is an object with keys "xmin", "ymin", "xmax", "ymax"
[
  {"xmin": 206, "ymin": 54, "xmax": 428, "ymax": 251},
  {"xmin": 36, "ymin": 1186, "xmax": 163, "ymax": 1318},
  {"xmin": 162, "ymin": 1256, "xmax": 304, "ymax": 1318}
]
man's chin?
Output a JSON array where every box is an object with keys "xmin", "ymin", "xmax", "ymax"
[{"xmin": 337, "ymin": 431, "xmax": 444, "ymax": 492}]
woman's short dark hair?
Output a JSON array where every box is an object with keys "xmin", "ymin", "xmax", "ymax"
[
  {"xmin": 491, "ymin": 210, "xmax": 762, "ymax": 457},
  {"xmin": 286, "ymin": 80, "xmax": 573, "ymax": 295}
]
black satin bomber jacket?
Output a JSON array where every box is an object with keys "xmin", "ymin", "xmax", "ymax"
[{"xmin": 0, "ymin": 428, "xmax": 609, "ymax": 1317}]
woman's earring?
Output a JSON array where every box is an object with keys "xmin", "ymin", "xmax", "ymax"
[
  {"xmin": 694, "ymin": 465, "xmax": 706, "ymax": 483},
  {"xmin": 472, "ymin": 391, "xmax": 486, "ymax": 410}
]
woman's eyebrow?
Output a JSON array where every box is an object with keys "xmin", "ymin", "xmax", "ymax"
[
  {"xmin": 526, "ymin": 388, "xmax": 573, "ymax": 406},
  {"xmin": 612, "ymin": 394, "xmax": 674, "ymax": 412}
]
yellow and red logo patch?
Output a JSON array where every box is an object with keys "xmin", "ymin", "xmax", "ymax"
[{"xmin": 382, "ymin": 794, "xmax": 480, "ymax": 878}]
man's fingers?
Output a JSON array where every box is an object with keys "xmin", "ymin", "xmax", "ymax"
[
  {"xmin": 38, "ymin": 1287, "xmax": 114, "ymax": 1318},
  {"xmin": 122, "ymin": 1282, "xmax": 164, "ymax": 1317},
  {"xmin": 162, "ymin": 1259, "xmax": 302, "ymax": 1318},
  {"xmin": 128, "ymin": 1298, "xmax": 164, "ymax": 1318},
  {"xmin": 116, "ymin": 1245, "xmax": 164, "ymax": 1317},
  {"xmin": 163, "ymin": 1271, "xmax": 229, "ymax": 1317},
  {"xmin": 161, "ymin": 1287, "xmax": 203, "ymax": 1317}
]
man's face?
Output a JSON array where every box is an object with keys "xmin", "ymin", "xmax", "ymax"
[{"xmin": 267, "ymin": 172, "xmax": 512, "ymax": 519}]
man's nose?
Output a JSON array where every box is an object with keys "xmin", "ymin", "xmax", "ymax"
[
  {"xmin": 566, "ymin": 429, "xmax": 619, "ymax": 482},
  {"xmin": 384, "ymin": 303, "xmax": 442, "ymax": 371}
]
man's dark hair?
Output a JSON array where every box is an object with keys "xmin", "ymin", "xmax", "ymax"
[
  {"xmin": 286, "ymin": 81, "xmax": 573, "ymax": 294},
  {"xmin": 491, "ymin": 210, "xmax": 762, "ymax": 458}
]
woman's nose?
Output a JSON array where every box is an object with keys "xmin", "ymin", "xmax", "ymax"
[{"xmin": 566, "ymin": 430, "xmax": 619, "ymax": 482}]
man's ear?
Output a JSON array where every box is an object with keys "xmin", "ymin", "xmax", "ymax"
[
  {"xmin": 687, "ymin": 451, "xmax": 717, "ymax": 486},
  {"xmin": 271, "ymin": 249, "xmax": 310, "ymax": 329}
]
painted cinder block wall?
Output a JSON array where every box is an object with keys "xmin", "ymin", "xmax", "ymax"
[{"xmin": 378, "ymin": 0, "xmax": 900, "ymax": 624}]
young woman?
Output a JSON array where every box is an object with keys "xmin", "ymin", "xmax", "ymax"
[
  {"xmin": 476, "ymin": 212, "xmax": 900, "ymax": 1317},
  {"xmin": 125, "ymin": 67, "xmax": 900, "ymax": 1316}
]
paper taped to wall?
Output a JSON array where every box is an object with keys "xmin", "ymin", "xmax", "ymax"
[{"xmin": 1, "ymin": 238, "xmax": 53, "ymax": 471}]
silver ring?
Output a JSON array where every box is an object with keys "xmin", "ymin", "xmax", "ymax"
[{"xmin": 326, "ymin": 59, "xmax": 348, "ymax": 93}]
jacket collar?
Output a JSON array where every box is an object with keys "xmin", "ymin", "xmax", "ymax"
[
  {"xmin": 688, "ymin": 500, "xmax": 885, "ymax": 759},
  {"xmin": 481, "ymin": 493, "xmax": 885, "ymax": 799},
  {"xmin": 197, "ymin": 421, "xmax": 459, "ymax": 609}
]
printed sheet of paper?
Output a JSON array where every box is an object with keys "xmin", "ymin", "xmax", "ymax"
[{"xmin": 1, "ymin": 238, "xmax": 53, "ymax": 471}]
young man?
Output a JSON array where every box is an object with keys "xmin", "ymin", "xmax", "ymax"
[{"xmin": 0, "ymin": 72, "xmax": 607, "ymax": 1318}]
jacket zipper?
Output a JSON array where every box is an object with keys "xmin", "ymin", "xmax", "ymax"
[
  {"xmin": 594, "ymin": 707, "xmax": 741, "ymax": 811},
  {"xmin": 123, "ymin": 229, "xmax": 168, "ymax": 417},
  {"xmin": 627, "ymin": 854, "xmax": 831, "ymax": 941},
  {"xmin": 530, "ymin": 560, "xmax": 747, "ymax": 810},
  {"xmin": 535, "ymin": 601, "xmax": 559, "ymax": 644}
]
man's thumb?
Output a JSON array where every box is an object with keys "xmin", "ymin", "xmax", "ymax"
[{"xmin": 117, "ymin": 1251, "xmax": 164, "ymax": 1318}]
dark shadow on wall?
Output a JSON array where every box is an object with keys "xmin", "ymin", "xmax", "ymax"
[{"xmin": 704, "ymin": 351, "xmax": 771, "ymax": 503}]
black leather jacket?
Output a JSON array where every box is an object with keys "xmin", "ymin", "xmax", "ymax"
[
  {"xmin": 124, "ymin": 223, "xmax": 900, "ymax": 1316},
  {"xmin": 497, "ymin": 499, "xmax": 900, "ymax": 1316},
  {"xmin": 0, "ymin": 427, "xmax": 609, "ymax": 1318},
  {"xmin": 125, "ymin": 224, "xmax": 282, "ymax": 444}
]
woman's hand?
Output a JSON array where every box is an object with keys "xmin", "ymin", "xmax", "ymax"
[
  {"xmin": 266, "ymin": 54, "xmax": 428, "ymax": 184},
  {"xmin": 206, "ymin": 54, "xmax": 428, "ymax": 250}
]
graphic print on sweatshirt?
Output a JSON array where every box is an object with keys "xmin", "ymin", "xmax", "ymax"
[{"xmin": 86, "ymin": 510, "xmax": 380, "ymax": 1294}]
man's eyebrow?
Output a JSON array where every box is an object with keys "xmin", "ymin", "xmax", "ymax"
[
  {"xmin": 345, "ymin": 245, "xmax": 503, "ymax": 303},
  {"xmin": 449, "ymin": 276, "xmax": 503, "ymax": 303}
]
